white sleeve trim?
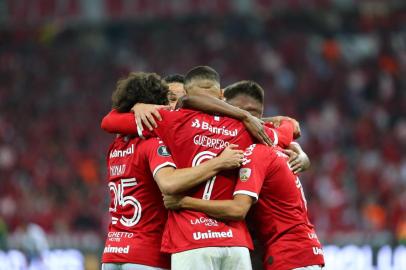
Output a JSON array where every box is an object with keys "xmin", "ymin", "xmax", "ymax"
[
  {"xmin": 290, "ymin": 141, "xmax": 299, "ymax": 146},
  {"xmin": 233, "ymin": 190, "xmax": 258, "ymax": 201},
  {"xmin": 153, "ymin": 162, "xmax": 176, "ymax": 178},
  {"xmin": 271, "ymin": 129, "xmax": 278, "ymax": 146},
  {"xmin": 136, "ymin": 120, "xmax": 145, "ymax": 139}
]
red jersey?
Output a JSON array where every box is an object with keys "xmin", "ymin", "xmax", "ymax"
[
  {"xmin": 101, "ymin": 109, "xmax": 294, "ymax": 253},
  {"xmin": 102, "ymin": 136, "xmax": 176, "ymax": 268},
  {"xmin": 234, "ymin": 144, "xmax": 325, "ymax": 270}
]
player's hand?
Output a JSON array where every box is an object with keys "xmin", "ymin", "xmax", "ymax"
[
  {"xmin": 283, "ymin": 143, "xmax": 310, "ymax": 174},
  {"xmin": 163, "ymin": 195, "xmax": 185, "ymax": 210},
  {"xmin": 216, "ymin": 144, "xmax": 245, "ymax": 169},
  {"xmin": 265, "ymin": 116, "xmax": 301, "ymax": 139},
  {"xmin": 131, "ymin": 103, "xmax": 170, "ymax": 131},
  {"xmin": 242, "ymin": 113, "xmax": 273, "ymax": 146}
]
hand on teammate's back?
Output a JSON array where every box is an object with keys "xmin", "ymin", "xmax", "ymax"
[
  {"xmin": 242, "ymin": 113, "xmax": 273, "ymax": 146},
  {"xmin": 216, "ymin": 144, "xmax": 245, "ymax": 169},
  {"xmin": 283, "ymin": 144, "xmax": 311, "ymax": 174},
  {"xmin": 131, "ymin": 103, "xmax": 170, "ymax": 131}
]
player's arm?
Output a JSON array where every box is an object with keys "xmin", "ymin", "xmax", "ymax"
[
  {"xmin": 283, "ymin": 142, "xmax": 310, "ymax": 174},
  {"xmin": 263, "ymin": 116, "xmax": 301, "ymax": 139},
  {"xmin": 154, "ymin": 145, "xmax": 244, "ymax": 195},
  {"xmin": 164, "ymin": 144, "xmax": 266, "ymax": 221},
  {"xmin": 179, "ymin": 95, "xmax": 273, "ymax": 146},
  {"xmin": 101, "ymin": 109, "xmax": 138, "ymax": 134},
  {"xmin": 180, "ymin": 94, "xmax": 300, "ymax": 147},
  {"xmin": 263, "ymin": 119, "xmax": 295, "ymax": 149},
  {"xmin": 101, "ymin": 104, "xmax": 173, "ymax": 136},
  {"xmin": 164, "ymin": 194, "xmax": 254, "ymax": 221}
]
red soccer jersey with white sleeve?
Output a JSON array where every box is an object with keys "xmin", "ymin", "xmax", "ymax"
[
  {"xmin": 102, "ymin": 136, "xmax": 176, "ymax": 268},
  {"xmin": 101, "ymin": 108, "xmax": 294, "ymax": 253},
  {"xmin": 234, "ymin": 144, "xmax": 325, "ymax": 270}
]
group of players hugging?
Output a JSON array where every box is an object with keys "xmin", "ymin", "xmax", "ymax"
[{"xmin": 99, "ymin": 66, "xmax": 325, "ymax": 270}]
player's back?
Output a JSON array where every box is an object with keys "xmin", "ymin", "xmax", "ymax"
[
  {"xmin": 102, "ymin": 136, "xmax": 170, "ymax": 268},
  {"xmin": 249, "ymin": 145, "xmax": 324, "ymax": 270},
  {"xmin": 155, "ymin": 109, "xmax": 252, "ymax": 198},
  {"xmin": 152, "ymin": 109, "xmax": 255, "ymax": 253}
]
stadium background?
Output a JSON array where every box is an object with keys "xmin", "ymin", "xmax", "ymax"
[{"xmin": 0, "ymin": 0, "xmax": 405, "ymax": 269}]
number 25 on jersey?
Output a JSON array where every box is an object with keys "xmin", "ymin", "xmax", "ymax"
[{"xmin": 109, "ymin": 178, "xmax": 142, "ymax": 227}]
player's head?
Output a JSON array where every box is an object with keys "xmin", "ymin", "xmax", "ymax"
[
  {"xmin": 112, "ymin": 72, "xmax": 169, "ymax": 112},
  {"xmin": 164, "ymin": 74, "xmax": 186, "ymax": 109},
  {"xmin": 224, "ymin": 80, "xmax": 264, "ymax": 118},
  {"xmin": 184, "ymin": 66, "xmax": 222, "ymax": 99}
]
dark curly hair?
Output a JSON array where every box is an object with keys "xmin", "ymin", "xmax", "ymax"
[{"xmin": 112, "ymin": 72, "xmax": 169, "ymax": 112}]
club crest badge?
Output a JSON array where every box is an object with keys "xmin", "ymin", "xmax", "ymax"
[
  {"xmin": 239, "ymin": 168, "xmax": 251, "ymax": 182},
  {"xmin": 157, "ymin": 145, "xmax": 171, "ymax": 157}
]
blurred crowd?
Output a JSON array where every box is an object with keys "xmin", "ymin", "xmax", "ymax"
[{"xmin": 0, "ymin": 10, "xmax": 405, "ymax": 250}]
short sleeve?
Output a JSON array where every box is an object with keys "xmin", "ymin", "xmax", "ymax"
[
  {"xmin": 145, "ymin": 138, "xmax": 177, "ymax": 177},
  {"xmin": 264, "ymin": 120, "xmax": 293, "ymax": 148},
  {"xmin": 233, "ymin": 144, "xmax": 268, "ymax": 201}
]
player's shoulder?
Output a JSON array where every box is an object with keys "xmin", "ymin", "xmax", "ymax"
[
  {"xmin": 264, "ymin": 122, "xmax": 276, "ymax": 128},
  {"xmin": 112, "ymin": 135, "xmax": 138, "ymax": 147},
  {"xmin": 158, "ymin": 108, "xmax": 199, "ymax": 121},
  {"xmin": 176, "ymin": 108, "xmax": 209, "ymax": 117},
  {"xmin": 140, "ymin": 137, "xmax": 164, "ymax": 147},
  {"xmin": 245, "ymin": 144, "xmax": 281, "ymax": 163},
  {"xmin": 158, "ymin": 107, "xmax": 190, "ymax": 114},
  {"xmin": 140, "ymin": 137, "xmax": 171, "ymax": 156},
  {"xmin": 245, "ymin": 143, "xmax": 270, "ymax": 154}
]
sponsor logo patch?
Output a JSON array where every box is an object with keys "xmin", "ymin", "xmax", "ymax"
[
  {"xmin": 239, "ymin": 168, "xmax": 251, "ymax": 182},
  {"xmin": 192, "ymin": 119, "xmax": 201, "ymax": 128},
  {"xmin": 190, "ymin": 118, "xmax": 238, "ymax": 137},
  {"xmin": 110, "ymin": 144, "xmax": 134, "ymax": 158},
  {"xmin": 190, "ymin": 217, "xmax": 219, "ymax": 227},
  {"xmin": 103, "ymin": 245, "xmax": 130, "ymax": 254},
  {"xmin": 313, "ymin": 247, "xmax": 324, "ymax": 255},
  {"xmin": 107, "ymin": 232, "xmax": 134, "ymax": 242},
  {"xmin": 192, "ymin": 229, "xmax": 233, "ymax": 240},
  {"xmin": 157, "ymin": 145, "xmax": 171, "ymax": 157}
]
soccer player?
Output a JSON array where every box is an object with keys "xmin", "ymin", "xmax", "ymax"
[
  {"xmin": 223, "ymin": 80, "xmax": 310, "ymax": 173},
  {"xmin": 134, "ymin": 74, "xmax": 186, "ymax": 131},
  {"xmin": 101, "ymin": 66, "xmax": 297, "ymax": 270},
  {"xmin": 163, "ymin": 81, "xmax": 324, "ymax": 270},
  {"xmin": 163, "ymin": 74, "xmax": 186, "ymax": 109},
  {"xmin": 101, "ymin": 72, "xmax": 246, "ymax": 270},
  {"xmin": 164, "ymin": 143, "xmax": 324, "ymax": 270}
]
